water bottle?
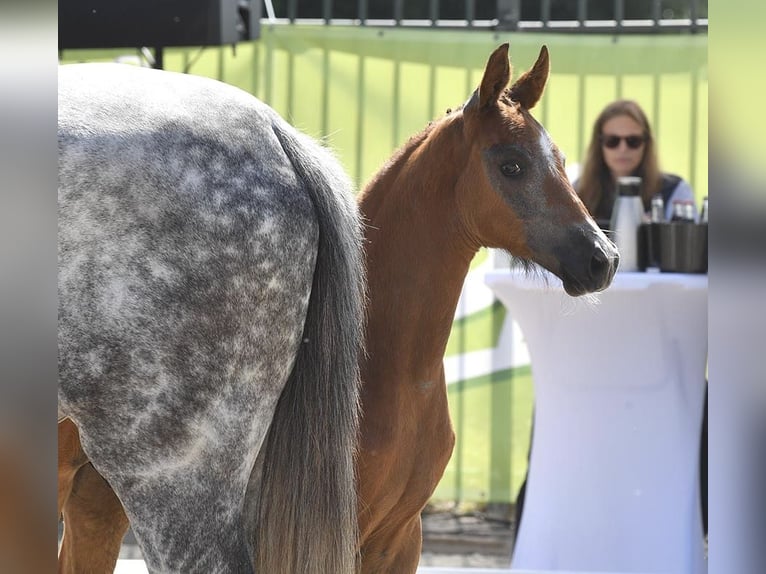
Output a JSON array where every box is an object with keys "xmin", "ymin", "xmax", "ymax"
[
  {"xmin": 671, "ymin": 200, "xmax": 696, "ymax": 222},
  {"xmin": 699, "ymin": 196, "xmax": 708, "ymax": 224},
  {"xmin": 610, "ymin": 176, "xmax": 644, "ymax": 272}
]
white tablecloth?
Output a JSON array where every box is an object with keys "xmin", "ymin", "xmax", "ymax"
[{"xmin": 485, "ymin": 269, "xmax": 708, "ymax": 574}]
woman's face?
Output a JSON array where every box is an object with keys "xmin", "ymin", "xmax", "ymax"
[{"xmin": 600, "ymin": 114, "xmax": 646, "ymax": 178}]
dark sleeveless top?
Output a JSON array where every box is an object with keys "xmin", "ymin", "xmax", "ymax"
[{"xmin": 581, "ymin": 173, "xmax": 683, "ymax": 229}]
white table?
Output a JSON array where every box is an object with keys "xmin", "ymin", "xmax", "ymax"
[{"xmin": 485, "ymin": 269, "xmax": 707, "ymax": 574}]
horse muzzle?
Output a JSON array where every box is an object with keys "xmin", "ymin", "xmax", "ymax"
[{"xmin": 556, "ymin": 228, "xmax": 619, "ymax": 296}]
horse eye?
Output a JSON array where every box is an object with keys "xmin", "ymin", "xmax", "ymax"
[{"xmin": 500, "ymin": 163, "xmax": 522, "ymax": 177}]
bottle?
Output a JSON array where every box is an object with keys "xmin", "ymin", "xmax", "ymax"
[
  {"xmin": 699, "ymin": 196, "xmax": 708, "ymax": 223},
  {"xmin": 644, "ymin": 193, "xmax": 664, "ymax": 270},
  {"xmin": 682, "ymin": 200, "xmax": 696, "ymax": 223},
  {"xmin": 670, "ymin": 199, "xmax": 695, "ymax": 222},
  {"xmin": 610, "ymin": 176, "xmax": 644, "ymax": 272}
]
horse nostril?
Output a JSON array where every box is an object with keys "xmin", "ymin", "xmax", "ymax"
[{"xmin": 589, "ymin": 247, "xmax": 609, "ymax": 280}]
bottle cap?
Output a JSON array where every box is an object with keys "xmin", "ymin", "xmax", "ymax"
[{"xmin": 616, "ymin": 176, "xmax": 642, "ymax": 196}]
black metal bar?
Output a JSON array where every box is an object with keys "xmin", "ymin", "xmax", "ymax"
[
  {"xmin": 577, "ymin": 0, "xmax": 587, "ymax": 25},
  {"xmin": 466, "ymin": 0, "xmax": 475, "ymax": 26},
  {"xmin": 541, "ymin": 0, "xmax": 551, "ymax": 27},
  {"xmin": 154, "ymin": 46, "xmax": 164, "ymax": 70},
  {"xmin": 615, "ymin": 0, "xmax": 624, "ymax": 29},
  {"xmin": 273, "ymin": 0, "xmax": 706, "ymax": 33},
  {"xmin": 358, "ymin": 0, "xmax": 367, "ymax": 24},
  {"xmin": 394, "ymin": 0, "xmax": 404, "ymax": 24},
  {"xmin": 690, "ymin": 0, "xmax": 699, "ymax": 32},
  {"xmin": 496, "ymin": 0, "xmax": 520, "ymax": 30},
  {"xmin": 429, "ymin": 0, "xmax": 439, "ymax": 25}
]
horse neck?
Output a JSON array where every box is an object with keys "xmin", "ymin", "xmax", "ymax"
[{"xmin": 358, "ymin": 115, "xmax": 478, "ymax": 386}]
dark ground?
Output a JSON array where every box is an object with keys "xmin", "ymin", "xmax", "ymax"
[
  {"xmin": 419, "ymin": 507, "xmax": 516, "ymax": 568},
  {"xmin": 111, "ymin": 507, "xmax": 518, "ymax": 568}
]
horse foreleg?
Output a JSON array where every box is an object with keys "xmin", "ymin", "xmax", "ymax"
[
  {"xmin": 360, "ymin": 515, "xmax": 423, "ymax": 574},
  {"xmin": 59, "ymin": 463, "xmax": 129, "ymax": 574}
]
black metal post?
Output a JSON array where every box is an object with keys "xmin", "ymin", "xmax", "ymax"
[{"xmin": 496, "ymin": 0, "xmax": 520, "ymax": 30}]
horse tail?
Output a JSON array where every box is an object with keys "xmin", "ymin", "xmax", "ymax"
[{"xmin": 251, "ymin": 119, "xmax": 365, "ymax": 574}]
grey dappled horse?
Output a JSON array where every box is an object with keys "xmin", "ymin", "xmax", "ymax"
[{"xmin": 58, "ymin": 64, "xmax": 365, "ymax": 573}]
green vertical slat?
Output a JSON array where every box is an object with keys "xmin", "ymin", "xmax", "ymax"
[
  {"xmin": 263, "ymin": 30, "xmax": 274, "ymax": 105},
  {"xmin": 576, "ymin": 74, "xmax": 586, "ymax": 166},
  {"xmin": 392, "ymin": 58, "xmax": 401, "ymax": 148},
  {"xmin": 652, "ymin": 72, "xmax": 660, "ymax": 146},
  {"xmin": 321, "ymin": 47, "xmax": 331, "ymax": 138},
  {"xmin": 286, "ymin": 50, "xmax": 295, "ymax": 122},
  {"xmin": 453, "ymin": 335, "xmax": 466, "ymax": 505},
  {"xmin": 489, "ymin": 369, "xmax": 513, "ymax": 502},
  {"xmin": 616, "ymin": 70, "xmax": 623, "ymax": 100},
  {"xmin": 428, "ymin": 63, "xmax": 437, "ymax": 123},
  {"xmin": 355, "ymin": 54, "xmax": 366, "ymax": 188},
  {"xmin": 688, "ymin": 66, "xmax": 699, "ymax": 194},
  {"xmin": 540, "ymin": 68, "xmax": 549, "ymax": 128},
  {"xmin": 252, "ymin": 41, "xmax": 260, "ymax": 99}
]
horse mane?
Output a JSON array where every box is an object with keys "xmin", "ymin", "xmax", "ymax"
[
  {"xmin": 360, "ymin": 112, "xmax": 461, "ymax": 212},
  {"xmin": 362, "ymin": 126, "xmax": 432, "ymax": 193}
]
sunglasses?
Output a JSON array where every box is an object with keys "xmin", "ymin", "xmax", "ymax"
[{"xmin": 600, "ymin": 134, "xmax": 646, "ymax": 149}]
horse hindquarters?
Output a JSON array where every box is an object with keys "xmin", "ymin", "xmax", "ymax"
[{"xmin": 58, "ymin": 64, "xmax": 358, "ymax": 573}]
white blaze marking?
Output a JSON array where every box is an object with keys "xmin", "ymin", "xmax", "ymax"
[{"xmin": 538, "ymin": 128, "xmax": 557, "ymax": 175}]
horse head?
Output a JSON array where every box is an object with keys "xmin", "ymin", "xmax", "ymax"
[{"xmin": 457, "ymin": 43, "xmax": 618, "ymax": 296}]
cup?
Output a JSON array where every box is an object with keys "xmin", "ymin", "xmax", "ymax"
[
  {"xmin": 657, "ymin": 222, "xmax": 708, "ymax": 273},
  {"xmin": 637, "ymin": 223, "xmax": 662, "ymax": 270}
]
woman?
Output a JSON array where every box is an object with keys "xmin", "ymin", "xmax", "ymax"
[{"xmin": 575, "ymin": 99, "xmax": 696, "ymax": 224}]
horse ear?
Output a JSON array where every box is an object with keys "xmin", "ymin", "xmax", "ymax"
[
  {"xmin": 478, "ymin": 43, "xmax": 511, "ymax": 109},
  {"xmin": 508, "ymin": 45, "xmax": 550, "ymax": 110}
]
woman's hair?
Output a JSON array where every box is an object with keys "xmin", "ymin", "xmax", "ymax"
[{"xmin": 577, "ymin": 99, "xmax": 662, "ymax": 219}]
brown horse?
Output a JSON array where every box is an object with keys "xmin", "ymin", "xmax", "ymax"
[
  {"xmin": 354, "ymin": 43, "xmax": 616, "ymax": 572},
  {"xmin": 58, "ymin": 418, "xmax": 129, "ymax": 573},
  {"xmin": 57, "ymin": 44, "xmax": 617, "ymax": 573}
]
